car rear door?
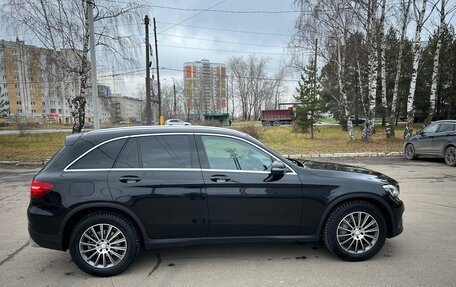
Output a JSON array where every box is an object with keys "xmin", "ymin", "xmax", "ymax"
[
  {"xmin": 107, "ymin": 134, "xmax": 208, "ymax": 240},
  {"xmin": 195, "ymin": 134, "xmax": 302, "ymax": 237},
  {"xmin": 432, "ymin": 123, "xmax": 456, "ymax": 155}
]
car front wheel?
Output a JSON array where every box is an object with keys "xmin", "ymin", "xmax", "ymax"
[
  {"xmin": 405, "ymin": 144, "xmax": 417, "ymax": 160},
  {"xmin": 323, "ymin": 201, "xmax": 387, "ymax": 261},
  {"xmin": 69, "ymin": 212, "xmax": 140, "ymax": 277},
  {"xmin": 444, "ymin": 146, "xmax": 456, "ymax": 166}
]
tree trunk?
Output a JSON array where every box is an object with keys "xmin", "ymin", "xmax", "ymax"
[
  {"xmin": 336, "ymin": 40, "xmax": 355, "ymax": 141},
  {"xmin": 379, "ymin": 0, "xmax": 388, "ymax": 135},
  {"xmin": 388, "ymin": 0, "xmax": 411, "ymax": 138},
  {"xmin": 423, "ymin": 0, "xmax": 445, "ymax": 127},
  {"xmin": 363, "ymin": 0, "xmax": 378, "ymax": 141},
  {"xmin": 404, "ymin": 0, "xmax": 428, "ymax": 140},
  {"xmin": 71, "ymin": 2, "xmax": 90, "ymax": 133}
]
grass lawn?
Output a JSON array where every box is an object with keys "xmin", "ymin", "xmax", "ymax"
[
  {"xmin": 257, "ymin": 125, "xmax": 405, "ymax": 155},
  {"xmin": 0, "ymin": 124, "xmax": 406, "ymax": 162},
  {"xmin": 0, "ymin": 132, "xmax": 69, "ymax": 162}
]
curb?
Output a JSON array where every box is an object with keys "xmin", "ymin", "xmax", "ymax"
[
  {"xmin": 282, "ymin": 152, "xmax": 404, "ymax": 159},
  {"xmin": 0, "ymin": 152, "xmax": 405, "ymax": 167},
  {"xmin": 0, "ymin": 160, "xmax": 47, "ymax": 167}
]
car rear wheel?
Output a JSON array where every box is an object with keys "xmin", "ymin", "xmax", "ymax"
[
  {"xmin": 69, "ymin": 212, "xmax": 140, "ymax": 277},
  {"xmin": 444, "ymin": 146, "xmax": 456, "ymax": 166},
  {"xmin": 323, "ymin": 201, "xmax": 387, "ymax": 261},
  {"xmin": 405, "ymin": 144, "xmax": 417, "ymax": 160}
]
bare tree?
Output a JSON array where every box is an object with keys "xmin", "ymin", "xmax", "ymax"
[
  {"xmin": 4, "ymin": 0, "xmax": 144, "ymax": 132},
  {"xmin": 404, "ymin": 0, "xmax": 429, "ymax": 139},
  {"xmin": 228, "ymin": 55, "xmax": 275, "ymax": 121},
  {"xmin": 387, "ymin": 0, "xmax": 412, "ymax": 138},
  {"xmin": 423, "ymin": 0, "xmax": 447, "ymax": 126},
  {"xmin": 291, "ymin": 0, "xmax": 357, "ymax": 141}
]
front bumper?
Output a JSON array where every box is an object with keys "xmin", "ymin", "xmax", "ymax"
[{"xmin": 388, "ymin": 199, "xmax": 404, "ymax": 238}]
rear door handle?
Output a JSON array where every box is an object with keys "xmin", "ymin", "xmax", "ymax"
[
  {"xmin": 210, "ymin": 175, "xmax": 231, "ymax": 183},
  {"xmin": 119, "ymin": 176, "xmax": 141, "ymax": 183}
]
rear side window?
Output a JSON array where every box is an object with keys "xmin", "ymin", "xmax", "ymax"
[
  {"xmin": 139, "ymin": 135, "xmax": 193, "ymax": 168},
  {"xmin": 69, "ymin": 139, "xmax": 127, "ymax": 170},
  {"xmin": 438, "ymin": 123, "xmax": 455, "ymax": 132},
  {"xmin": 115, "ymin": 139, "xmax": 139, "ymax": 168}
]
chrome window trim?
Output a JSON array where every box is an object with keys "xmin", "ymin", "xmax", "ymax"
[{"xmin": 63, "ymin": 132, "xmax": 297, "ymax": 175}]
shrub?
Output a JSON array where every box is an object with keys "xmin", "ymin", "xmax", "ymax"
[{"xmin": 235, "ymin": 125, "xmax": 261, "ymax": 139}]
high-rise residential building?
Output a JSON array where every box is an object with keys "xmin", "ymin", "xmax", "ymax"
[
  {"xmin": 0, "ymin": 39, "xmax": 143, "ymax": 125},
  {"xmin": 183, "ymin": 59, "xmax": 227, "ymax": 119}
]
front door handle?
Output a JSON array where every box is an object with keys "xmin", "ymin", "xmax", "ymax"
[
  {"xmin": 118, "ymin": 176, "xmax": 141, "ymax": 183},
  {"xmin": 210, "ymin": 175, "xmax": 231, "ymax": 183}
]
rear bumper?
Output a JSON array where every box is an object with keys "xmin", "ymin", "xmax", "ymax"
[{"xmin": 28, "ymin": 227, "xmax": 64, "ymax": 251}]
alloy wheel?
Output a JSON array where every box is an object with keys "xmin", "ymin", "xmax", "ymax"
[
  {"xmin": 79, "ymin": 224, "xmax": 127, "ymax": 268},
  {"xmin": 336, "ymin": 211, "xmax": 379, "ymax": 254}
]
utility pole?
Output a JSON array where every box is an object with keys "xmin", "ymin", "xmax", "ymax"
[
  {"xmin": 153, "ymin": 18, "xmax": 162, "ymax": 124},
  {"xmin": 88, "ymin": 0, "xmax": 99, "ymax": 129},
  {"xmin": 144, "ymin": 15, "xmax": 151, "ymax": 125},
  {"xmin": 173, "ymin": 81, "xmax": 177, "ymax": 117},
  {"xmin": 311, "ymin": 38, "xmax": 318, "ymax": 139}
]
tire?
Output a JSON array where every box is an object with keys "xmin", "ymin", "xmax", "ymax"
[
  {"xmin": 405, "ymin": 143, "xmax": 417, "ymax": 160},
  {"xmin": 323, "ymin": 201, "xmax": 387, "ymax": 261},
  {"xmin": 69, "ymin": 212, "xmax": 140, "ymax": 277},
  {"xmin": 444, "ymin": 146, "xmax": 456, "ymax": 166},
  {"xmin": 273, "ymin": 121, "xmax": 280, "ymax": 126},
  {"xmin": 263, "ymin": 121, "xmax": 271, "ymax": 127}
]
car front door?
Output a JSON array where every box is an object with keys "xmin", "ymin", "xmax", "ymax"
[
  {"xmin": 196, "ymin": 134, "xmax": 302, "ymax": 237},
  {"xmin": 414, "ymin": 123, "xmax": 440, "ymax": 154},
  {"xmin": 107, "ymin": 134, "xmax": 208, "ymax": 240}
]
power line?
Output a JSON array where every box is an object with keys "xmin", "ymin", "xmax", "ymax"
[
  {"xmin": 159, "ymin": 44, "xmax": 300, "ymax": 56},
  {"xmin": 157, "ymin": 21, "xmax": 292, "ymax": 37},
  {"xmin": 158, "ymin": 0, "xmax": 227, "ymax": 34},
  {"xmin": 159, "ymin": 33, "xmax": 290, "ymax": 49},
  {"xmin": 150, "ymin": 5, "xmax": 303, "ymax": 14}
]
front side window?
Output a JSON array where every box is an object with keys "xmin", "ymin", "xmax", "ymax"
[
  {"xmin": 139, "ymin": 135, "xmax": 193, "ymax": 168},
  {"xmin": 69, "ymin": 139, "xmax": 126, "ymax": 170},
  {"xmin": 201, "ymin": 136, "xmax": 273, "ymax": 171},
  {"xmin": 422, "ymin": 123, "xmax": 439, "ymax": 134}
]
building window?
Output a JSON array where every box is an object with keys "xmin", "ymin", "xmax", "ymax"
[
  {"xmin": 42, "ymin": 109, "xmax": 46, "ymax": 113},
  {"xmin": 50, "ymin": 101, "xmax": 55, "ymax": 105},
  {"xmin": 17, "ymin": 109, "xmax": 22, "ymax": 113},
  {"xmin": 16, "ymin": 101, "xmax": 22, "ymax": 105},
  {"xmin": 50, "ymin": 108, "xmax": 56, "ymax": 113},
  {"xmin": 30, "ymin": 93, "xmax": 35, "ymax": 98},
  {"xmin": 31, "ymin": 101, "xmax": 36, "ymax": 106},
  {"xmin": 42, "ymin": 102, "xmax": 45, "ymax": 106},
  {"xmin": 2, "ymin": 76, "xmax": 6, "ymax": 80},
  {"xmin": 32, "ymin": 110, "xmax": 37, "ymax": 114},
  {"xmin": 14, "ymin": 76, "xmax": 19, "ymax": 81},
  {"xmin": 15, "ymin": 84, "xmax": 20, "ymax": 89},
  {"xmin": 16, "ymin": 93, "xmax": 21, "ymax": 97},
  {"xmin": 58, "ymin": 109, "xmax": 62, "ymax": 114}
]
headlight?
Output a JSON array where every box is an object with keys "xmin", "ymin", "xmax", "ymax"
[{"xmin": 383, "ymin": 184, "xmax": 400, "ymax": 198}]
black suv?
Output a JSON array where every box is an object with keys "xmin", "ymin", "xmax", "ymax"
[
  {"xmin": 404, "ymin": 120, "xmax": 456, "ymax": 166},
  {"xmin": 28, "ymin": 126, "xmax": 404, "ymax": 276}
]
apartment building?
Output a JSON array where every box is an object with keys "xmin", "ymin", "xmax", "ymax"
[
  {"xmin": 183, "ymin": 59, "xmax": 227, "ymax": 119},
  {"xmin": 0, "ymin": 39, "xmax": 142, "ymax": 125}
]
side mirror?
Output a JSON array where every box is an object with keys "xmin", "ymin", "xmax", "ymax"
[{"xmin": 271, "ymin": 160, "xmax": 286, "ymax": 177}]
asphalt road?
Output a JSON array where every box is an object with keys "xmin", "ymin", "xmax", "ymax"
[{"xmin": 0, "ymin": 157, "xmax": 455, "ymax": 287}]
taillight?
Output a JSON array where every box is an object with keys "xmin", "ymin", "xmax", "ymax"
[{"xmin": 30, "ymin": 180, "xmax": 54, "ymax": 198}]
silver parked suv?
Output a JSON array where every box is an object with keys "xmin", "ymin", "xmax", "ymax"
[{"xmin": 404, "ymin": 120, "xmax": 456, "ymax": 166}]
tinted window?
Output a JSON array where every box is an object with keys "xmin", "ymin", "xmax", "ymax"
[
  {"xmin": 201, "ymin": 136, "xmax": 273, "ymax": 171},
  {"xmin": 69, "ymin": 139, "xmax": 126, "ymax": 169},
  {"xmin": 438, "ymin": 123, "xmax": 455, "ymax": 132},
  {"xmin": 139, "ymin": 135, "xmax": 193, "ymax": 168},
  {"xmin": 422, "ymin": 123, "xmax": 439, "ymax": 134},
  {"xmin": 115, "ymin": 139, "xmax": 139, "ymax": 168}
]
